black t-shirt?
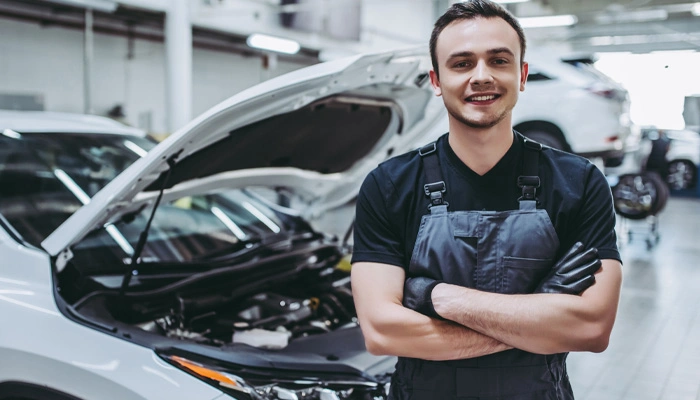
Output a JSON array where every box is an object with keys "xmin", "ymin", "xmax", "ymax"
[{"xmin": 352, "ymin": 132, "xmax": 621, "ymax": 269}]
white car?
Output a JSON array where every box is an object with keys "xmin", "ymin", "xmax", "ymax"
[
  {"xmin": 0, "ymin": 46, "xmax": 634, "ymax": 400},
  {"xmin": 513, "ymin": 52, "xmax": 633, "ymax": 164},
  {"xmin": 0, "ymin": 49, "xmax": 450, "ymax": 400}
]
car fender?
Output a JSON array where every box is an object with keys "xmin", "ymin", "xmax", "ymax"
[{"xmin": 0, "ymin": 240, "xmax": 222, "ymax": 400}]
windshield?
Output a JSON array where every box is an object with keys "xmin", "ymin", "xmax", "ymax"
[
  {"xmin": 0, "ymin": 131, "xmax": 157, "ymax": 247},
  {"xmin": 0, "ymin": 131, "xmax": 299, "ymax": 266},
  {"xmin": 72, "ymin": 191, "xmax": 291, "ymax": 268}
]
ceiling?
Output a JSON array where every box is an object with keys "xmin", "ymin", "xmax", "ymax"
[
  {"xmin": 504, "ymin": 0, "xmax": 700, "ymax": 53},
  {"xmin": 1, "ymin": 0, "xmax": 697, "ymax": 58}
]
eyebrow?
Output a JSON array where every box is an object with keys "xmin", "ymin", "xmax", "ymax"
[{"xmin": 446, "ymin": 47, "xmax": 516, "ymax": 61}]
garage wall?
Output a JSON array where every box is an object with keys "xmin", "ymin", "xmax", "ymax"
[{"xmin": 0, "ymin": 18, "xmax": 307, "ymax": 134}]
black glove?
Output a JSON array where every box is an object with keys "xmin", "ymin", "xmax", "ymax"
[
  {"xmin": 402, "ymin": 276, "xmax": 443, "ymax": 319},
  {"xmin": 535, "ymin": 242, "xmax": 602, "ymax": 295}
]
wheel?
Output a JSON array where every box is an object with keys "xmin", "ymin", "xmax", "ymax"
[
  {"xmin": 522, "ymin": 130, "xmax": 565, "ymax": 151},
  {"xmin": 611, "ymin": 172, "xmax": 669, "ymax": 219},
  {"xmin": 666, "ymin": 160, "xmax": 697, "ymax": 190}
]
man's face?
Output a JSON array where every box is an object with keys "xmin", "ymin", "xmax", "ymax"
[{"xmin": 429, "ymin": 17, "xmax": 528, "ymax": 130}]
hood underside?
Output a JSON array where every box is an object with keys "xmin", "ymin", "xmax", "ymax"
[
  {"xmin": 41, "ymin": 48, "xmax": 445, "ymax": 257},
  {"xmin": 146, "ymin": 96, "xmax": 393, "ymax": 191}
]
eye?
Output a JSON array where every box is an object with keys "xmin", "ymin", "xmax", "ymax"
[
  {"xmin": 493, "ymin": 58, "xmax": 508, "ymax": 65},
  {"xmin": 454, "ymin": 61, "xmax": 470, "ymax": 68}
]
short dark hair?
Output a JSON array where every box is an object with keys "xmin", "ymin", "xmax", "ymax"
[{"xmin": 429, "ymin": 0, "xmax": 526, "ymax": 78}]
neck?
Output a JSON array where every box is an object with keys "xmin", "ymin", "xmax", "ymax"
[{"xmin": 447, "ymin": 118, "xmax": 514, "ymax": 176}]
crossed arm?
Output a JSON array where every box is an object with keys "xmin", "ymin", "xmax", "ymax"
[
  {"xmin": 351, "ymin": 262, "xmax": 512, "ymax": 361},
  {"xmin": 351, "ymin": 259, "xmax": 622, "ymax": 360}
]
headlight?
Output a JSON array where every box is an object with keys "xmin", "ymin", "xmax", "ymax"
[{"xmin": 161, "ymin": 353, "xmax": 387, "ymax": 400}]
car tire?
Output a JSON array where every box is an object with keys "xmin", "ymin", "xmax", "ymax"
[
  {"xmin": 612, "ymin": 172, "xmax": 669, "ymax": 220},
  {"xmin": 522, "ymin": 130, "xmax": 566, "ymax": 151},
  {"xmin": 666, "ymin": 160, "xmax": 697, "ymax": 190}
]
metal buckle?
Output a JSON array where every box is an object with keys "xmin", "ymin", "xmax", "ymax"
[
  {"xmin": 424, "ymin": 181, "xmax": 446, "ymax": 196},
  {"xmin": 523, "ymin": 139, "xmax": 543, "ymax": 151},
  {"xmin": 418, "ymin": 143, "xmax": 437, "ymax": 157}
]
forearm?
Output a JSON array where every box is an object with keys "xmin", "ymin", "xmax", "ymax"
[
  {"xmin": 351, "ymin": 262, "xmax": 511, "ymax": 360},
  {"xmin": 359, "ymin": 301, "xmax": 511, "ymax": 360},
  {"xmin": 432, "ymin": 260, "xmax": 622, "ymax": 354}
]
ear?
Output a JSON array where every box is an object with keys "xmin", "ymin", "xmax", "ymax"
[
  {"xmin": 520, "ymin": 62, "xmax": 528, "ymax": 92},
  {"xmin": 429, "ymin": 70, "xmax": 442, "ymax": 97}
]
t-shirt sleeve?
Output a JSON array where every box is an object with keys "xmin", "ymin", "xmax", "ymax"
[
  {"xmin": 569, "ymin": 163, "xmax": 621, "ymax": 263},
  {"xmin": 351, "ymin": 169, "xmax": 406, "ymax": 268}
]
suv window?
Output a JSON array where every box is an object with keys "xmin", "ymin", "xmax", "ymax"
[{"xmin": 0, "ymin": 132, "xmax": 156, "ymax": 247}]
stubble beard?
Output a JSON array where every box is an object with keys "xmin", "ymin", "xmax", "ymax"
[{"xmin": 447, "ymin": 106, "xmax": 509, "ymax": 130}]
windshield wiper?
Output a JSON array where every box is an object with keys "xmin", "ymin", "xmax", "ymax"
[{"xmin": 118, "ymin": 152, "xmax": 179, "ymax": 297}]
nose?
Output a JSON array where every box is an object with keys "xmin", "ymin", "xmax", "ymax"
[{"xmin": 471, "ymin": 60, "xmax": 493, "ymax": 86}]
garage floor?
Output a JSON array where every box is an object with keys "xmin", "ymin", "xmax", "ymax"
[{"xmin": 568, "ymin": 197, "xmax": 700, "ymax": 400}]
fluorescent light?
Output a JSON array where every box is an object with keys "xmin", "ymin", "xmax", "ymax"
[
  {"xmin": 2, "ymin": 129, "xmax": 21, "ymax": 139},
  {"xmin": 242, "ymin": 202, "xmax": 280, "ymax": 233},
  {"xmin": 53, "ymin": 168, "xmax": 91, "ymax": 205},
  {"xmin": 518, "ymin": 14, "xmax": 577, "ymax": 28},
  {"xmin": 210, "ymin": 207, "xmax": 247, "ymax": 240},
  {"xmin": 123, "ymin": 140, "xmax": 148, "ymax": 158},
  {"xmin": 595, "ymin": 9, "xmax": 668, "ymax": 24},
  {"xmin": 246, "ymin": 34, "xmax": 301, "ymax": 55},
  {"xmin": 589, "ymin": 33, "xmax": 700, "ymax": 46},
  {"xmin": 692, "ymin": 3, "xmax": 700, "ymax": 16}
]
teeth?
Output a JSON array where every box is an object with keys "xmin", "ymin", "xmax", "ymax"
[{"xmin": 470, "ymin": 95, "xmax": 496, "ymax": 101}]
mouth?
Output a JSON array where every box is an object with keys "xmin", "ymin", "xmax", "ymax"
[{"xmin": 465, "ymin": 93, "xmax": 501, "ymax": 104}]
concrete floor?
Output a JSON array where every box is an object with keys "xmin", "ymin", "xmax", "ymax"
[{"xmin": 568, "ymin": 197, "xmax": 700, "ymax": 400}]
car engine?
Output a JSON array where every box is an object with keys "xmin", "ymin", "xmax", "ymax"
[{"xmin": 133, "ymin": 269, "xmax": 357, "ymax": 349}]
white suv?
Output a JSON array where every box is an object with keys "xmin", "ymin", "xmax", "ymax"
[{"xmin": 513, "ymin": 52, "xmax": 633, "ymax": 165}]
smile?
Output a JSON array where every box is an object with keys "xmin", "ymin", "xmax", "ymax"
[{"xmin": 466, "ymin": 94, "xmax": 500, "ymax": 102}]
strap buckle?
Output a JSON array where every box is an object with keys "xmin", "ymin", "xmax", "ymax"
[
  {"xmin": 424, "ymin": 181, "xmax": 446, "ymax": 207},
  {"xmin": 517, "ymin": 176, "xmax": 540, "ymax": 202},
  {"xmin": 522, "ymin": 139, "xmax": 543, "ymax": 151},
  {"xmin": 424, "ymin": 181, "xmax": 446, "ymax": 196},
  {"xmin": 419, "ymin": 143, "xmax": 437, "ymax": 157}
]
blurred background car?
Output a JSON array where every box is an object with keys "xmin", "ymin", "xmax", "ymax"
[
  {"xmin": 513, "ymin": 52, "xmax": 633, "ymax": 166},
  {"xmin": 641, "ymin": 126, "xmax": 700, "ymax": 190}
]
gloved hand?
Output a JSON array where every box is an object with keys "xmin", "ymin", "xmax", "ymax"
[
  {"xmin": 402, "ymin": 276, "xmax": 443, "ymax": 319},
  {"xmin": 535, "ymin": 242, "xmax": 602, "ymax": 295}
]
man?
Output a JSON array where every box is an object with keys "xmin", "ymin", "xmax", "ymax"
[{"xmin": 350, "ymin": 1, "xmax": 623, "ymax": 399}]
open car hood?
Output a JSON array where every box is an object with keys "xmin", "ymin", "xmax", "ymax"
[{"xmin": 41, "ymin": 48, "xmax": 447, "ymax": 257}]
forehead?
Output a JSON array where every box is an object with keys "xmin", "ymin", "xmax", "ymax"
[{"xmin": 435, "ymin": 17, "xmax": 521, "ymax": 61}]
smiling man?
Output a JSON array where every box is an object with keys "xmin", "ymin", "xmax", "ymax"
[{"xmin": 350, "ymin": 1, "xmax": 623, "ymax": 399}]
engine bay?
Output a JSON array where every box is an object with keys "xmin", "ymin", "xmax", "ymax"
[
  {"xmin": 58, "ymin": 237, "xmax": 360, "ymax": 351},
  {"xmin": 136, "ymin": 276, "xmax": 356, "ymax": 349}
]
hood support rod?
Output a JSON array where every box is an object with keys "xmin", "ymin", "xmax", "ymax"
[{"xmin": 118, "ymin": 154, "xmax": 179, "ymax": 297}]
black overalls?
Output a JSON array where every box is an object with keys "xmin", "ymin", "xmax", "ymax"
[{"xmin": 391, "ymin": 136, "xmax": 575, "ymax": 400}]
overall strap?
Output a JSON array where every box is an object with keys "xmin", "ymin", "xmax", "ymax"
[
  {"xmin": 518, "ymin": 137, "xmax": 542, "ymax": 210},
  {"xmin": 419, "ymin": 142, "xmax": 448, "ymax": 213}
]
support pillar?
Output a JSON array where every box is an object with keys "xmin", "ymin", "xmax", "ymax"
[{"xmin": 165, "ymin": 0, "xmax": 192, "ymax": 133}]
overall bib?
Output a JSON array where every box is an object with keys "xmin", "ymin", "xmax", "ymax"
[{"xmin": 391, "ymin": 137, "xmax": 574, "ymax": 400}]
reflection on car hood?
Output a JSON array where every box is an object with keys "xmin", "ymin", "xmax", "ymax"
[{"xmin": 41, "ymin": 47, "xmax": 448, "ymax": 257}]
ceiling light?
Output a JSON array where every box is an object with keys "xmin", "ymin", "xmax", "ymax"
[
  {"xmin": 595, "ymin": 9, "xmax": 668, "ymax": 24},
  {"xmin": 518, "ymin": 15, "xmax": 578, "ymax": 28},
  {"xmin": 692, "ymin": 3, "xmax": 700, "ymax": 16},
  {"xmin": 246, "ymin": 34, "xmax": 301, "ymax": 55}
]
